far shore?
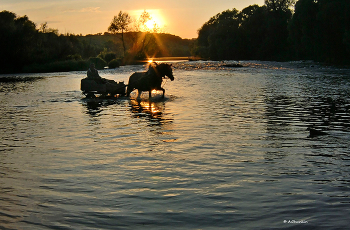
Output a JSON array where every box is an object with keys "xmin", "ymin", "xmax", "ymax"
[{"xmin": 144, "ymin": 56, "xmax": 204, "ymax": 62}]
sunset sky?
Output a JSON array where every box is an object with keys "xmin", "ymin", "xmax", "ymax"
[{"xmin": 2, "ymin": 0, "xmax": 264, "ymax": 39}]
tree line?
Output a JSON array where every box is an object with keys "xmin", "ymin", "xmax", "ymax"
[
  {"xmin": 0, "ymin": 10, "xmax": 193, "ymax": 74},
  {"xmin": 2, "ymin": 0, "xmax": 348, "ymax": 74},
  {"xmin": 193, "ymin": 0, "xmax": 350, "ymax": 64}
]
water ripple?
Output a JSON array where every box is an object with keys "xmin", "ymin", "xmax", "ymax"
[{"xmin": 1, "ymin": 61, "xmax": 350, "ymax": 229}]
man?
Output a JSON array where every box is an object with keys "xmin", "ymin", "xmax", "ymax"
[
  {"xmin": 84, "ymin": 63, "xmax": 126, "ymax": 96},
  {"xmin": 87, "ymin": 63, "xmax": 106, "ymax": 83}
]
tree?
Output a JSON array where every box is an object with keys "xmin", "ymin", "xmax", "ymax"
[
  {"xmin": 0, "ymin": 10, "xmax": 37, "ymax": 73},
  {"xmin": 264, "ymin": 0, "xmax": 296, "ymax": 12},
  {"xmin": 39, "ymin": 22, "xmax": 59, "ymax": 34},
  {"xmin": 288, "ymin": 0, "xmax": 350, "ymax": 63},
  {"xmin": 239, "ymin": 5, "xmax": 269, "ymax": 59},
  {"xmin": 127, "ymin": 10, "xmax": 162, "ymax": 60},
  {"xmin": 135, "ymin": 10, "xmax": 152, "ymax": 32},
  {"xmin": 108, "ymin": 11, "xmax": 131, "ymax": 57},
  {"xmin": 193, "ymin": 3, "xmax": 294, "ymax": 61},
  {"xmin": 288, "ymin": 0, "xmax": 318, "ymax": 59},
  {"xmin": 315, "ymin": 0, "xmax": 350, "ymax": 63},
  {"xmin": 194, "ymin": 9, "xmax": 242, "ymax": 60}
]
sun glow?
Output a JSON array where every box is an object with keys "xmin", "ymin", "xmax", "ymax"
[
  {"xmin": 145, "ymin": 19, "xmax": 156, "ymax": 30},
  {"xmin": 130, "ymin": 9, "xmax": 165, "ymax": 32}
]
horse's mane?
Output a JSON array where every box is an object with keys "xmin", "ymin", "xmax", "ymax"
[
  {"xmin": 146, "ymin": 62, "xmax": 158, "ymax": 76},
  {"xmin": 146, "ymin": 62, "xmax": 171, "ymax": 77}
]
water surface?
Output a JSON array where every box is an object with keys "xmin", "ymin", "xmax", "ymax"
[{"xmin": 1, "ymin": 61, "xmax": 350, "ymax": 229}]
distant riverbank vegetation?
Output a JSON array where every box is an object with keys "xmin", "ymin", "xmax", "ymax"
[
  {"xmin": 0, "ymin": 10, "xmax": 193, "ymax": 74},
  {"xmin": 2, "ymin": 0, "xmax": 350, "ymax": 74},
  {"xmin": 193, "ymin": 0, "xmax": 350, "ymax": 65}
]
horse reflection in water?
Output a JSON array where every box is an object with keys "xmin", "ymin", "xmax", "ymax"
[
  {"xmin": 129, "ymin": 100, "xmax": 171, "ymax": 126},
  {"xmin": 127, "ymin": 62, "xmax": 174, "ymax": 99}
]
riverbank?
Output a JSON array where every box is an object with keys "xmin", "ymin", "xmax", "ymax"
[{"xmin": 5, "ymin": 56, "xmax": 201, "ymax": 75}]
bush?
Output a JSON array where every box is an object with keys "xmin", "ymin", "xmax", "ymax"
[
  {"xmin": 88, "ymin": 57, "xmax": 107, "ymax": 69},
  {"xmin": 108, "ymin": 59, "xmax": 120, "ymax": 69},
  {"xmin": 97, "ymin": 49, "xmax": 117, "ymax": 63},
  {"xmin": 23, "ymin": 60, "xmax": 89, "ymax": 73},
  {"xmin": 66, "ymin": 54, "xmax": 83, "ymax": 61},
  {"xmin": 104, "ymin": 52, "xmax": 117, "ymax": 63}
]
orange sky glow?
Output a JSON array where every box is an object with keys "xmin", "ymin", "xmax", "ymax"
[{"xmin": 1, "ymin": 0, "xmax": 264, "ymax": 39}]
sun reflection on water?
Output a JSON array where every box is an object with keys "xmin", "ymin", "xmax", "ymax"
[{"xmin": 129, "ymin": 99, "xmax": 165, "ymax": 121}]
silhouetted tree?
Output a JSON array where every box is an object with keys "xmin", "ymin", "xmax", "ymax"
[
  {"xmin": 39, "ymin": 22, "xmax": 59, "ymax": 34},
  {"xmin": 135, "ymin": 10, "xmax": 152, "ymax": 32},
  {"xmin": 316, "ymin": 0, "xmax": 350, "ymax": 63},
  {"xmin": 0, "ymin": 11, "xmax": 37, "ymax": 73},
  {"xmin": 265, "ymin": 0, "xmax": 296, "ymax": 12},
  {"xmin": 194, "ymin": 9, "xmax": 243, "ymax": 60},
  {"xmin": 289, "ymin": 0, "xmax": 350, "ymax": 63},
  {"xmin": 108, "ymin": 11, "xmax": 131, "ymax": 57},
  {"xmin": 263, "ymin": 6, "xmax": 293, "ymax": 60},
  {"xmin": 194, "ymin": 2, "xmax": 293, "ymax": 61},
  {"xmin": 128, "ymin": 10, "xmax": 162, "ymax": 60},
  {"xmin": 288, "ymin": 0, "xmax": 318, "ymax": 59}
]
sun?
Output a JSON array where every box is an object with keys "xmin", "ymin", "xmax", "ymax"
[
  {"xmin": 145, "ymin": 20, "xmax": 156, "ymax": 30},
  {"xmin": 130, "ymin": 9, "xmax": 165, "ymax": 32}
]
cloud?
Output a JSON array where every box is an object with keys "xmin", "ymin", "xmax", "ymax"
[
  {"xmin": 81, "ymin": 7, "xmax": 101, "ymax": 13},
  {"xmin": 64, "ymin": 7, "xmax": 101, "ymax": 13}
]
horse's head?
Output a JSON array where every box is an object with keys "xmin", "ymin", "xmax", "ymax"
[{"xmin": 157, "ymin": 63, "xmax": 174, "ymax": 81}]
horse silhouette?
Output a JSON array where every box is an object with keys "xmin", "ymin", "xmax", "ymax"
[{"xmin": 127, "ymin": 62, "xmax": 174, "ymax": 99}]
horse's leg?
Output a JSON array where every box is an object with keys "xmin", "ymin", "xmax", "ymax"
[
  {"xmin": 161, "ymin": 88, "xmax": 165, "ymax": 98},
  {"xmin": 149, "ymin": 90, "xmax": 152, "ymax": 99},
  {"xmin": 137, "ymin": 89, "xmax": 141, "ymax": 100}
]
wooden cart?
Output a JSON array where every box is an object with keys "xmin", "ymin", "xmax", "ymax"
[{"xmin": 81, "ymin": 78, "xmax": 126, "ymax": 98}]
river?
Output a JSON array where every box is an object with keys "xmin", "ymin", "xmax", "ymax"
[{"xmin": 1, "ymin": 61, "xmax": 350, "ymax": 229}]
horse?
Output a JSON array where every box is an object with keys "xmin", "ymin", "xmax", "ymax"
[{"xmin": 127, "ymin": 62, "xmax": 174, "ymax": 99}]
